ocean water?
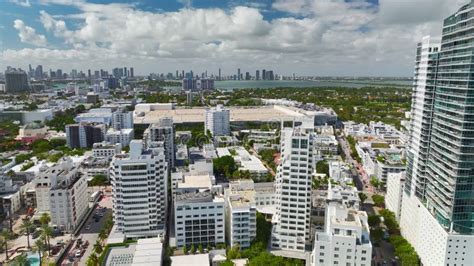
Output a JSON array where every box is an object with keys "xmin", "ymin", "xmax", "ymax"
[{"xmin": 213, "ymin": 79, "xmax": 412, "ymax": 90}]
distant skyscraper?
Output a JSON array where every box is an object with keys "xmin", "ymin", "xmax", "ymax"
[
  {"xmin": 219, "ymin": 68, "xmax": 221, "ymax": 80},
  {"xmin": 245, "ymin": 72, "xmax": 250, "ymax": 80},
  {"xmin": 124, "ymin": 67, "xmax": 127, "ymax": 77},
  {"xmin": 262, "ymin": 69, "xmax": 266, "ymax": 80},
  {"xmin": 56, "ymin": 69, "xmax": 63, "ymax": 79},
  {"xmin": 205, "ymin": 105, "xmax": 230, "ymax": 137},
  {"xmin": 237, "ymin": 68, "xmax": 241, "ymax": 80},
  {"xmin": 88, "ymin": 69, "xmax": 91, "ymax": 78},
  {"xmin": 176, "ymin": 70, "xmax": 179, "ymax": 79},
  {"xmin": 399, "ymin": 2, "xmax": 474, "ymax": 265},
  {"xmin": 130, "ymin": 67, "xmax": 134, "ymax": 77},
  {"xmin": 256, "ymin": 70, "xmax": 260, "ymax": 80},
  {"xmin": 35, "ymin": 65, "xmax": 43, "ymax": 80},
  {"xmin": 5, "ymin": 68, "xmax": 29, "ymax": 93}
]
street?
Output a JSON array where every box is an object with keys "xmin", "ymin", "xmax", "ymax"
[{"xmin": 60, "ymin": 194, "xmax": 112, "ymax": 266}]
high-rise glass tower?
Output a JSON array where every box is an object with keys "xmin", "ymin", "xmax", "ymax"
[{"xmin": 405, "ymin": 0, "xmax": 474, "ymax": 235}]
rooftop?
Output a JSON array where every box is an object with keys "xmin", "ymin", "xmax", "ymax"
[
  {"xmin": 134, "ymin": 105, "xmax": 305, "ymax": 124},
  {"xmin": 170, "ymin": 254, "xmax": 210, "ymax": 266}
]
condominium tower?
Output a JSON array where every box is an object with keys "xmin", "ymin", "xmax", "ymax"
[
  {"xmin": 271, "ymin": 120, "xmax": 315, "ymax": 254},
  {"xmin": 401, "ymin": 2, "xmax": 474, "ymax": 265},
  {"xmin": 205, "ymin": 105, "xmax": 230, "ymax": 137},
  {"xmin": 145, "ymin": 117, "xmax": 175, "ymax": 169},
  {"xmin": 111, "ymin": 140, "xmax": 168, "ymax": 238}
]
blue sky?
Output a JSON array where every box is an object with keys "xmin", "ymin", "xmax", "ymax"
[{"xmin": 0, "ymin": 0, "xmax": 465, "ymax": 76}]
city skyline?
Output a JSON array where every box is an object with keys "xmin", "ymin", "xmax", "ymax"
[{"xmin": 0, "ymin": 0, "xmax": 467, "ymax": 76}]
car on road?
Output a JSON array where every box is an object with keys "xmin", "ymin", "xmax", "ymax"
[{"xmin": 85, "ymin": 224, "xmax": 91, "ymax": 231}]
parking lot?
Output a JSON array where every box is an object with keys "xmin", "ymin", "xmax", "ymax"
[{"xmin": 60, "ymin": 194, "xmax": 112, "ymax": 265}]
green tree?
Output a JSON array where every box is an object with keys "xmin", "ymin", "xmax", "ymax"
[
  {"xmin": 213, "ymin": 156, "xmax": 237, "ymax": 177},
  {"xmin": 94, "ymin": 240, "xmax": 103, "ymax": 254},
  {"xmin": 368, "ymin": 215, "xmax": 381, "ymax": 229},
  {"xmin": 87, "ymin": 253, "xmax": 99, "ymax": 266},
  {"xmin": 11, "ymin": 252, "xmax": 28, "ymax": 266},
  {"xmin": 226, "ymin": 244, "xmax": 241, "ymax": 260},
  {"xmin": 33, "ymin": 238, "xmax": 46, "ymax": 266},
  {"xmin": 190, "ymin": 244, "xmax": 196, "ymax": 254},
  {"xmin": 372, "ymin": 194, "xmax": 385, "ymax": 207},
  {"xmin": 89, "ymin": 174, "xmax": 108, "ymax": 188},
  {"xmin": 316, "ymin": 160, "xmax": 329, "ymax": 176},
  {"xmin": 0, "ymin": 229, "xmax": 13, "ymax": 261},
  {"xmin": 20, "ymin": 219, "xmax": 36, "ymax": 249},
  {"xmin": 182, "ymin": 245, "xmax": 188, "ymax": 254},
  {"xmin": 40, "ymin": 225, "xmax": 53, "ymax": 256},
  {"xmin": 198, "ymin": 244, "xmax": 203, "ymax": 254},
  {"xmin": 370, "ymin": 176, "xmax": 381, "ymax": 189},
  {"xmin": 39, "ymin": 213, "xmax": 51, "ymax": 225},
  {"xmin": 358, "ymin": 192, "xmax": 368, "ymax": 204}
]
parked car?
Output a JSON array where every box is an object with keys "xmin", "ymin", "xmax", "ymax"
[
  {"xmin": 75, "ymin": 250, "xmax": 82, "ymax": 258},
  {"xmin": 85, "ymin": 224, "xmax": 91, "ymax": 231}
]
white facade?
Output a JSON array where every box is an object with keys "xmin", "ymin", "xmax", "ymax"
[
  {"xmin": 253, "ymin": 182, "xmax": 276, "ymax": 214},
  {"xmin": 385, "ymin": 172, "xmax": 405, "ymax": 221},
  {"xmin": 145, "ymin": 117, "xmax": 175, "ymax": 169},
  {"xmin": 311, "ymin": 201, "xmax": 372, "ymax": 266},
  {"xmin": 111, "ymin": 108, "xmax": 133, "ymax": 130},
  {"xmin": 111, "ymin": 140, "xmax": 168, "ymax": 239},
  {"xmin": 174, "ymin": 191, "xmax": 225, "ymax": 248},
  {"xmin": 106, "ymin": 128, "xmax": 134, "ymax": 147},
  {"xmin": 33, "ymin": 159, "xmax": 89, "ymax": 231},
  {"xmin": 400, "ymin": 192, "xmax": 474, "ymax": 265},
  {"xmin": 205, "ymin": 105, "xmax": 230, "ymax": 137},
  {"xmin": 225, "ymin": 180, "xmax": 257, "ymax": 248},
  {"xmin": 271, "ymin": 123, "xmax": 315, "ymax": 253},
  {"xmin": 92, "ymin": 142, "xmax": 121, "ymax": 160}
]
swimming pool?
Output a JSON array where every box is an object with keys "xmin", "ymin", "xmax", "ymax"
[{"xmin": 27, "ymin": 252, "xmax": 40, "ymax": 266}]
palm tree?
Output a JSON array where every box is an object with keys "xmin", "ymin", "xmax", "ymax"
[
  {"xmin": 39, "ymin": 213, "xmax": 51, "ymax": 226},
  {"xmin": 98, "ymin": 229, "xmax": 107, "ymax": 241},
  {"xmin": 87, "ymin": 253, "xmax": 99, "ymax": 266},
  {"xmin": 12, "ymin": 252, "xmax": 28, "ymax": 266},
  {"xmin": 33, "ymin": 238, "xmax": 46, "ymax": 266},
  {"xmin": 19, "ymin": 219, "xmax": 36, "ymax": 249},
  {"xmin": 40, "ymin": 225, "xmax": 53, "ymax": 256},
  {"xmin": 93, "ymin": 240, "xmax": 103, "ymax": 255},
  {"xmin": 0, "ymin": 229, "xmax": 13, "ymax": 261}
]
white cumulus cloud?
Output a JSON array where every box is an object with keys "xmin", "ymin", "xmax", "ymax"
[
  {"xmin": 0, "ymin": 0, "xmax": 470, "ymax": 76},
  {"xmin": 13, "ymin": 20, "xmax": 47, "ymax": 47}
]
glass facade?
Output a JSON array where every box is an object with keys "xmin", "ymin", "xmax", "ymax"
[{"xmin": 424, "ymin": 2, "xmax": 474, "ymax": 233}]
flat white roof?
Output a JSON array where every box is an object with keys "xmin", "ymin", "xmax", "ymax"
[
  {"xmin": 134, "ymin": 105, "xmax": 305, "ymax": 124},
  {"xmin": 170, "ymin": 254, "xmax": 209, "ymax": 266},
  {"xmin": 177, "ymin": 174, "xmax": 213, "ymax": 189}
]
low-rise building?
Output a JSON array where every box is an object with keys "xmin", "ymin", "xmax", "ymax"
[
  {"xmin": 92, "ymin": 141, "xmax": 121, "ymax": 160},
  {"xmin": 311, "ymin": 201, "xmax": 372, "ymax": 266},
  {"xmin": 33, "ymin": 159, "xmax": 89, "ymax": 231},
  {"xmin": 224, "ymin": 180, "xmax": 257, "ymax": 248},
  {"xmin": 17, "ymin": 122, "xmax": 48, "ymax": 143},
  {"xmin": 174, "ymin": 191, "xmax": 225, "ymax": 248},
  {"xmin": 106, "ymin": 128, "xmax": 134, "ymax": 147}
]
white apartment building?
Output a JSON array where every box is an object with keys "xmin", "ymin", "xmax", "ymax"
[
  {"xmin": 106, "ymin": 128, "xmax": 134, "ymax": 147},
  {"xmin": 385, "ymin": 172, "xmax": 405, "ymax": 221},
  {"xmin": 92, "ymin": 142, "xmax": 121, "ymax": 160},
  {"xmin": 111, "ymin": 140, "xmax": 168, "ymax": 239},
  {"xmin": 34, "ymin": 159, "xmax": 89, "ymax": 232},
  {"xmin": 112, "ymin": 108, "xmax": 133, "ymax": 130},
  {"xmin": 216, "ymin": 147, "xmax": 268, "ymax": 179},
  {"xmin": 145, "ymin": 117, "xmax": 175, "ymax": 169},
  {"xmin": 205, "ymin": 105, "xmax": 230, "ymax": 137},
  {"xmin": 374, "ymin": 150, "xmax": 406, "ymax": 183},
  {"xmin": 253, "ymin": 182, "xmax": 276, "ymax": 214},
  {"xmin": 225, "ymin": 180, "xmax": 257, "ymax": 248},
  {"xmin": 174, "ymin": 191, "xmax": 225, "ymax": 248},
  {"xmin": 271, "ymin": 121, "xmax": 315, "ymax": 254},
  {"xmin": 311, "ymin": 201, "xmax": 372, "ymax": 266}
]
